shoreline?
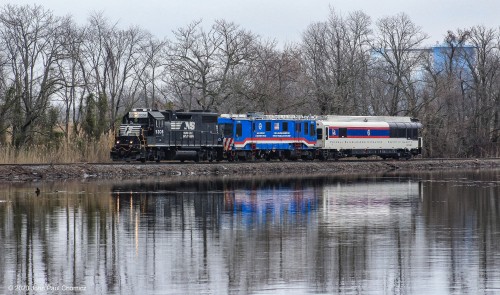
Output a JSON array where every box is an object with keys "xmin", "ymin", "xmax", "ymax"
[{"xmin": 0, "ymin": 158, "xmax": 499, "ymax": 183}]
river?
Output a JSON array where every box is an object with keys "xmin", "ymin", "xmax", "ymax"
[{"xmin": 0, "ymin": 169, "xmax": 499, "ymax": 294}]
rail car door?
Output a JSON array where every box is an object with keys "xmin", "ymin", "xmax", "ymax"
[
  {"xmin": 315, "ymin": 122, "xmax": 325, "ymax": 148},
  {"xmin": 234, "ymin": 121, "xmax": 244, "ymax": 150}
]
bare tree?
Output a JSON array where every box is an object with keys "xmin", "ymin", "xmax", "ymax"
[
  {"xmin": 0, "ymin": 48, "xmax": 11, "ymax": 143},
  {"xmin": 79, "ymin": 13, "xmax": 149, "ymax": 132},
  {"xmin": 135, "ymin": 36, "xmax": 167, "ymax": 108},
  {"xmin": 301, "ymin": 9, "xmax": 372, "ymax": 115},
  {"xmin": 53, "ymin": 18, "xmax": 87, "ymax": 142},
  {"xmin": 371, "ymin": 12, "xmax": 428, "ymax": 116},
  {"xmin": 239, "ymin": 41, "xmax": 310, "ymax": 114},
  {"xmin": 166, "ymin": 19, "xmax": 258, "ymax": 111},
  {"xmin": 301, "ymin": 21, "xmax": 332, "ymax": 114},
  {"xmin": 419, "ymin": 30, "xmax": 472, "ymax": 157},
  {"xmin": 464, "ymin": 26, "xmax": 500, "ymax": 155},
  {"xmin": 0, "ymin": 4, "xmax": 68, "ymax": 147}
]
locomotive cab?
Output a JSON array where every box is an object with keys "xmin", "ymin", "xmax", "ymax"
[{"xmin": 111, "ymin": 109, "xmax": 154, "ymax": 162}]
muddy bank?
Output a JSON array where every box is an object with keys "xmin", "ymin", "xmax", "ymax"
[{"xmin": 0, "ymin": 158, "xmax": 498, "ymax": 182}]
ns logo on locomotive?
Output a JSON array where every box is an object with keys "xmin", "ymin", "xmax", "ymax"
[{"xmin": 110, "ymin": 109, "xmax": 423, "ymax": 162}]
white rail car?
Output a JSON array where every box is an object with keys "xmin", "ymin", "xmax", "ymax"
[{"xmin": 315, "ymin": 116, "xmax": 423, "ymax": 160}]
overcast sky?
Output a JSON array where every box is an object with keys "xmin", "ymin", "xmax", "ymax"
[{"xmin": 7, "ymin": 0, "xmax": 500, "ymax": 47}]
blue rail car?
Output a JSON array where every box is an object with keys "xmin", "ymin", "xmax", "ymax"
[{"xmin": 218, "ymin": 114, "xmax": 318, "ymax": 161}]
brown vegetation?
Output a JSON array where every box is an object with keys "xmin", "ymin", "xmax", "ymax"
[{"xmin": 0, "ymin": 137, "xmax": 112, "ymax": 164}]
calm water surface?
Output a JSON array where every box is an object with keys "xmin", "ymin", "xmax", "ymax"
[{"xmin": 0, "ymin": 169, "xmax": 499, "ymax": 294}]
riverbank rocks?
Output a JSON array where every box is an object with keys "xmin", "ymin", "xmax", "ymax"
[{"xmin": 0, "ymin": 158, "xmax": 498, "ymax": 182}]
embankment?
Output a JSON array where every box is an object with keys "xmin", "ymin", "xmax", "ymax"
[{"xmin": 0, "ymin": 158, "xmax": 498, "ymax": 182}]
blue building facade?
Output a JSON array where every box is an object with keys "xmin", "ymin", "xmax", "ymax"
[{"xmin": 432, "ymin": 44, "xmax": 476, "ymax": 76}]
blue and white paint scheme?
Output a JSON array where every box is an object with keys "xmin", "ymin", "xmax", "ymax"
[{"xmin": 218, "ymin": 114, "xmax": 319, "ymax": 160}]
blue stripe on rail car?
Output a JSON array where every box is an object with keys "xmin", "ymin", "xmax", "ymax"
[
  {"xmin": 348, "ymin": 128, "xmax": 389, "ymax": 137},
  {"xmin": 328, "ymin": 127, "xmax": 389, "ymax": 138}
]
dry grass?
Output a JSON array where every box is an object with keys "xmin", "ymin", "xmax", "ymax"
[{"xmin": 0, "ymin": 135, "xmax": 113, "ymax": 164}]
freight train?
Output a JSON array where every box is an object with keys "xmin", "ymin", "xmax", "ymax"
[{"xmin": 110, "ymin": 109, "xmax": 423, "ymax": 162}]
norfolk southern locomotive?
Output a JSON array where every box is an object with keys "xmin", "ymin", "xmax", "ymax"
[
  {"xmin": 110, "ymin": 109, "xmax": 423, "ymax": 162},
  {"xmin": 110, "ymin": 109, "xmax": 222, "ymax": 162}
]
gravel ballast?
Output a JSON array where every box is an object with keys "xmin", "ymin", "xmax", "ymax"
[{"xmin": 0, "ymin": 158, "xmax": 498, "ymax": 182}]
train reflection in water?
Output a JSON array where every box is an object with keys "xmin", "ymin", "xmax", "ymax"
[
  {"xmin": 109, "ymin": 175, "xmax": 424, "ymax": 294},
  {"xmin": 111, "ymin": 176, "xmax": 321, "ymax": 228},
  {"xmin": 224, "ymin": 184, "xmax": 319, "ymax": 227},
  {"xmin": 109, "ymin": 175, "xmax": 422, "ymax": 232},
  {"xmin": 321, "ymin": 179, "xmax": 422, "ymax": 227}
]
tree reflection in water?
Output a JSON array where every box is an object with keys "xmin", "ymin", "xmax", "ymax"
[{"xmin": 0, "ymin": 170, "xmax": 498, "ymax": 294}]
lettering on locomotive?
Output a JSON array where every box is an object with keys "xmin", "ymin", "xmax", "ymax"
[{"xmin": 171, "ymin": 121, "xmax": 196, "ymax": 130}]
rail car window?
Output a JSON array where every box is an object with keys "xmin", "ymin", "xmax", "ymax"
[
  {"xmin": 399, "ymin": 128, "xmax": 407, "ymax": 138},
  {"xmin": 304, "ymin": 122, "xmax": 309, "ymax": 134},
  {"xmin": 390, "ymin": 123, "xmax": 405, "ymax": 138},
  {"xmin": 310, "ymin": 123, "xmax": 316, "ymax": 136},
  {"xmin": 283, "ymin": 122, "xmax": 289, "ymax": 132},
  {"xmin": 296, "ymin": 123, "xmax": 301, "ymax": 133},
  {"xmin": 388, "ymin": 122, "xmax": 422, "ymax": 139},
  {"xmin": 266, "ymin": 122, "xmax": 271, "ymax": 132},
  {"xmin": 409, "ymin": 127, "xmax": 419, "ymax": 139},
  {"xmin": 317, "ymin": 128, "xmax": 323, "ymax": 140},
  {"xmin": 236, "ymin": 123, "xmax": 242, "ymax": 137},
  {"xmin": 339, "ymin": 128, "xmax": 347, "ymax": 138}
]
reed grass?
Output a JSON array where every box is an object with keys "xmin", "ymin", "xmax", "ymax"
[{"xmin": 0, "ymin": 135, "xmax": 113, "ymax": 164}]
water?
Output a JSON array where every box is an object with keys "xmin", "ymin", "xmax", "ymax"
[{"xmin": 0, "ymin": 170, "xmax": 499, "ymax": 294}]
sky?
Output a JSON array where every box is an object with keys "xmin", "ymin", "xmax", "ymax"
[{"xmin": 6, "ymin": 0, "xmax": 500, "ymax": 47}]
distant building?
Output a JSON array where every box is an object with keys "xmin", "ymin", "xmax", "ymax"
[
  {"xmin": 371, "ymin": 43, "xmax": 476, "ymax": 81},
  {"xmin": 431, "ymin": 44, "xmax": 476, "ymax": 77}
]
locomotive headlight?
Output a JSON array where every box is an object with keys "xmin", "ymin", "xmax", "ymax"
[
  {"xmin": 129, "ymin": 140, "xmax": 133, "ymax": 145},
  {"xmin": 116, "ymin": 140, "xmax": 120, "ymax": 144}
]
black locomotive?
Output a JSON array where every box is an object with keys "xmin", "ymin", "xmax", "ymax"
[{"xmin": 110, "ymin": 109, "xmax": 223, "ymax": 162}]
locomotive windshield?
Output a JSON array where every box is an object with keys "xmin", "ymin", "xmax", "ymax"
[
  {"xmin": 124, "ymin": 111, "xmax": 150, "ymax": 125},
  {"xmin": 128, "ymin": 117, "xmax": 149, "ymax": 125}
]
